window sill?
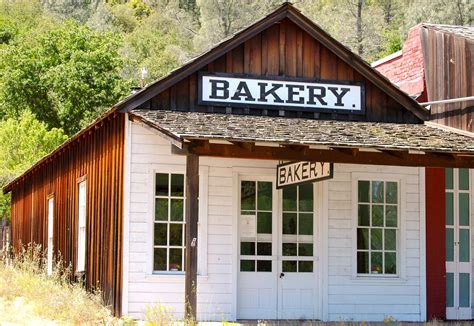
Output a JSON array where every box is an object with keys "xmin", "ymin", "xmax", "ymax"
[
  {"xmin": 144, "ymin": 273, "xmax": 208, "ymax": 283},
  {"xmin": 349, "ymin": 275, "xmax": 407, "ymax": 284}
]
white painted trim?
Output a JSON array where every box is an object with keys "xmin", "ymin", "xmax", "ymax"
[
  {"xmin": 350, "ymin": 172, "xmax": 408, "ymax": 280},
  {"xmin": 122, "ymin": 114, "xmax": 132, "ymax": 315},
  {"xmin": 321, "ymin": 178, "xmax": 329, "ymax": 321},
  {"xmin": 419, "ymin": 167, "xmax": 427, "ymax": 321},
  {"xmin": 231, "ymin": 170, "xmax": 239, "ymax": 321},
  {"xmin": 146, "ymin": 164, "xmax": 209, "ymax": 276},
  {"xmin": 371, "ymin": 50, "xmax": 402, "ymax": 67}
]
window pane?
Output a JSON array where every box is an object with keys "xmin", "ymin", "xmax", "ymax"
[
  {"xmin": 372, "ymin": 181, "xmax": 384, "ymax": 203},
  {"xmin": 257, "ymin": 212, "xmax": 272, "ymax": 234},
  {"xmin": 358, "ymin": 181, "xmax": 370, "ymax": 203},
  {"xmin": 170, "ymin": 174, "xmax": 184, "ymax": 196},
  {"xmin": 459, "ymin": 168, "xmax": 469, "ymax": 190},
  {"xmin": 384, "ymin": 252, "xmax": 396, "ymax": 274},
  {"xmin": 282, "ymin": 260, "xmax": 297, "ymax": 272},
  {"xmin": 371, "ymin": 252, "xmax": 383, "ymax": 274},
  {"xmin": 155, "ymin": 198, "xmax": 168, "ymax": 221},
  {"xmin": 459, "ymin": 193, "xmax": 470, "ymax": 226},
  {"xmin": 446, "ymin": 228, "xmax": 454, "ymax": 262},
  {"xmin": 372, "ymin": 205, "xmax": 383, "ymax": 227},
  {"xmin": 154, "ymin": 223, "xmax": 167, "ymax": 246},
  {"xmin": 169, "ymin": 224, "xmax": 183, "ymax": 246},
  {"xmin": 357, "ymin": 228, "xmax": 369, "ymax": 250},
  {"xmin": 241, "ymin": 181, "xmax": 256, "ymax": 210},
  {"xmin": 283, "ymin": 186, "xmax": 297, "ymax": 211},
  {"xmin": 241, "ymin": 242, "xmax": 255, "ymax": 255},
  {"xmin": 299, "ymin": 213, "xmax": 313, "ymax": 235},
  {"xmin": 386, "ymin": 182, "xmax": 397, "ymax": 204},
  {"xmin": 358, "ymin": 204, "xmax": 370, "ymax": 226},
  {"xmin": 357, "ymin": 251, "xmax": 369, "ymax": 274},
  {"xmin": 257, "ymin": 182, "xmax": 272, "ymax": 211},
  {"xmin": 459, "ymin": 273, "xmax": 470, "ymax": 307},
  {"xmin": 299, "ymin": 261, "xmax": 313, "ymax": 272},
  {"xmin": 170, "ymin": 199, "xmax": 183, "ymax": 221},
  {"xmin": 445, "ymin": 192, "xmax": 454, "ymax": 225},
  {"xmin": 384, "ymin": 229, "xmax": 396, "ymax": 251},
  {"xmin": 385, "ymin": 206, "xmax": 397, "ymax": 227},
  {"xmin": 240, "ymin": 260, "xmax": 255, "ymax": 272},
  {"xmin": 257, "ymin": 260, "xmax": 272, "ymax": 272},
  {"xmin": 153, "ymin": 248, "xmax": 167, "ymax": 271},
  {"xmin": 257, "ymin": 242, "xmax": 272, "ymax": 256},
  {"xmin": 299, "ymin": 183, "xmax": 313, "ymax": 212},
  {"xmin": 445, "ymin": 168, "xmax": 453, "ymax": 190},
  {"xmin": 446, "ymin": 272, "xmax": 454, "ymax": 307},
  {"xmin": 371, "ymin": 229, "xmax": 383, "ymax": 250},
  {"xmin": 459, "ymin": 229, "xmax": 470, "ymax": 263},
  {"xmin": 169, "ymin": 249, "xmax": 182, "ymax": 271},
  {"xmin": 156, "ymin": 173, "xmax": 169, "ymax": 196},
  {"xmin": 283, "ymin": 213, "xmax": 297, "ymax": 235},
  {"xmin": 282, "ymin": 243, "xmax": 297, "ymax": 256},
  {"xmin": 298, "ymin": 243, "xmax": 313, "ymax": 256}
]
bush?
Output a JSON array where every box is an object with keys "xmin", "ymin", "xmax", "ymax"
[{"xmin": 0, "ymin": 244, "xmax": 112, "ymax": 324}]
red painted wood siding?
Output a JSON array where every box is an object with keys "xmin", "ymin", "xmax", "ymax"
[
  {"xmin": 425, "ymin": 167, "xmax": 446, "ymax": 320},
  {"xmin": 9, "ymin": 112, "xmax": 125, "ymax": 315}
]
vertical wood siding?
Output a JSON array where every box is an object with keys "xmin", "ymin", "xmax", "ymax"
[
  {"xmin": 9, "ymin": 112, "xmax": 125, "ymax": 315},
  {"xmin": 422, "ymin": 28, "xmax": 474, "ymax": 131},
  {"xmin": 148, "ymin": 19, "xmax": 420, "ymax": 124}
]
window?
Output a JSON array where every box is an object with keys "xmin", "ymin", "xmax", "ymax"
[
  {"xmin": 154, "ymin": 173, "xmax": 185, "ymax": 272},
  {"xmin": 77, "ymin": 180, "xmax": 87, "ymax": 272},
  {"xmin": 239, "ymin": 180, "xmax": 273, "ymax": 272},
  {"xmin": 47, "ymin": 196, "xmax": 54, "ymax": 276},
  {"xmin": 357, "ymin": 180, "xmax": 398, "ymax": 275},
  {"xmin": 281, "ymin": 183, "xmax": 314, "ymax": 273}
]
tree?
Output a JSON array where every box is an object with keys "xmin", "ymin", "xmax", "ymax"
[
  {"xmin": 0, "ymin": 19, "xmax": 130, "ymax": 135},
  {"xmin": 0, "ymin": 111, "xmax": 67, "ymax": 222}
]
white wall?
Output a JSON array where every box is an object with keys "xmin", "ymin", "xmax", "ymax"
[{"xmin": 123, "ymin": 119, "xmax": 425, "ymax": 322}]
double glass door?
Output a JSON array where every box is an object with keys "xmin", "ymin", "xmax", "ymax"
[
  {"xmin": 445, "ymin": 168, "xmax": 471, "ymax": 320},
  {"xmin": 237, "ymin": 178, "xmax": 318, "ymax": 320}
]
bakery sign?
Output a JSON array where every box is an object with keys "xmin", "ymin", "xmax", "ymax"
[
  {"xmin": 199, "ymin": 72, "xmax": 364, "ymax": 113},
  {"xmin": 276, "ymin": 161, "xmax": 333, "ymax": 189}
]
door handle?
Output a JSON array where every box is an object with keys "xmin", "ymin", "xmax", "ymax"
[{"xmin": 279, "ymin": 272, "xmax": 285, "ymax": 278}]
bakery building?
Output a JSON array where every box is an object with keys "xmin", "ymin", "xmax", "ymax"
[{"xmin": 4, "ymin": 3, "xmax": 474, "ymax": 322}]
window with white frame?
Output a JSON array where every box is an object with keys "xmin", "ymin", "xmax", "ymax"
[
  {"xmin": 357, "ymin": 180, "xmax": 398, "ymax": 275},
  {"xmin": 47, "ymin": 196, "xmax": 54, "ymax": 276},
  {"xmin": 77, "ymin": 179, "xmax": 87, "ymax": 272},
  {"xmin": 154, "ymin": 173, "xmax": 185, "ymax": 272}
]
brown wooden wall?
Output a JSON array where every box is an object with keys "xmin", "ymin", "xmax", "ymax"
[
  {"xmin": 422, "ymin": 27, "xmax": 474, "ymax": 131},
  {"xmin": 9, "ymin": 112, "xmax": 125, "ymax": 315},
  {"xmin": 145, "ymin": 19, "xmax": 421, "ymax": 123}
]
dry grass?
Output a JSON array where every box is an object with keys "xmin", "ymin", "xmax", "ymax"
[{"xmin": 0, "ymin": 244, "xmax": 113, "ymax": 324}]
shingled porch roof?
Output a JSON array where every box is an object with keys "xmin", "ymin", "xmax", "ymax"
[{"xmin": 130, "ymin": 109, "xmax": 474, "ymax": 154}]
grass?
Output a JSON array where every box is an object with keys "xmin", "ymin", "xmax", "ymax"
[{"xmin": 0, "ymin": 244, "xmax": 113, "ymax": 324}]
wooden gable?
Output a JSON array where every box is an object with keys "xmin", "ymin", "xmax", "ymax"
[{"xmin": 121, "ymin": 4, "xmax": 427, "ymax": 124}]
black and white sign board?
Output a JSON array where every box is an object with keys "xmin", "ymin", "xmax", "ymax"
[
  {"xmin": 199, "ymin": 72, "xmax": 364, "ymax": 114},
  {"xmin": 276, "ymin": 161, "xmax": 333, "ymax": 189}
]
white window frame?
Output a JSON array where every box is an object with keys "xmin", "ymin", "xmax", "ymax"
[
  {"xmin": 146, "ymin": 164, "xmax": 209, "ymax": 277},
  {"xmin": 47, "ymin": 195, "xmax": 54, "ymax": 276},
  {"xmin": 351, "ymin": 172, "xmax": 407, "ymax": 280},
  {"xmin": 77, "ymin": 177, "xmax": 87, "ymax": 273}
]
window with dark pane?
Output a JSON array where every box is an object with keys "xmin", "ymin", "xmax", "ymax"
[
  {"xmin": 240, "ymin": 180, "xmax": 273, "ymax": 272},
  {"xmin": 357, "ymin": 180, "xmax": 398, "ymax": 275},
  {"xmin": 153, "ymin": 173, "xmax": 185, "ymax": 272}
]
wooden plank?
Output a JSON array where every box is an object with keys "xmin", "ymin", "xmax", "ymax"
[
  {"xmin": 232, "ymin": 44, "xmax": 244, "ymax": 74},
  {"xmin": 302, "ymin": 32, "xmax": 315, "ymax": 78},
  {"xmin": 184, "ymin": 154, "xmax": 199, "ymax": 320},
  {"xmin": 285, "ymin": 20, "xmax": 297, "ymax": 77},
  {"xmin": 266, "ymin": 24, "xmax": 280, "ymax": 76},
  {"xmin": 179, "ymin": 142, "xmax": 474, "ymax": 168}
]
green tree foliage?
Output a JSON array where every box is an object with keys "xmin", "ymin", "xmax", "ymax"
[
  {"xmin": 0, "ymin": 111, "xmax": 67, "ymax": 221},
  {"xmin": 0, "ymin": 19, "xmax": 130, "ymax": 135}
]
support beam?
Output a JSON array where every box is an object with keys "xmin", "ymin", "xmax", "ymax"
[
  {"xmin": 185, "ymin": 154, "xmax": 199, "ymax": 320},
  {"xmin": 173, "ymin": 142, "xmax": 474, "ymax": 168}
]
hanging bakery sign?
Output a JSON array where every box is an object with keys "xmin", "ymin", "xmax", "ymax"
[
  {"xmin": 198, "ymin": 72, "xmax": 364, "ymax": 113},
  {"xmin": 276, "ymin": 161, "xmax": 333, "ymax": 189}
]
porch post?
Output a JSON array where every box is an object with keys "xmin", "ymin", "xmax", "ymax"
[{"xmin": 185, "ymin": 153, "xmax": 199, "ymax": 320}]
